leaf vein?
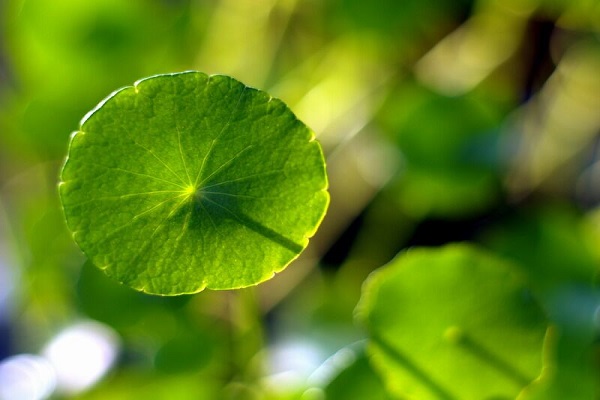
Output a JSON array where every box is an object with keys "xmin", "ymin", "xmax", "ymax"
[
  {"xmin": 66, "ymin": 190, "xmax": 184, "ymax": 208},
  {"xmin": 176, "ymin": 124, "xmax": 192, "ymax": 184},
  {"xmin": 200, "ymin": 170, "xmax": 283, "ymax": 190},
  {"xmin": 193, "ymin": 85, "xmax": 248, "ymax": 187},
  {"xmin": 94, "ymin": 192, "xmax": 187, "ymax": 248},
  {"xmin": 132, "ymin": 140, "xmax": 188, "ymax": 187},
  {"xmin": 95, "ymin": 165, "xmax": 187, "ymax": 190},
  {"xmin": 198, "ymin": 144, "xmax": 255, "ymax": 187}
]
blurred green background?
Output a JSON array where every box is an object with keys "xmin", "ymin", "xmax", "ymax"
[{"xmin": 1, "ymin": 0, "xmax": 600, "ymax": 399}]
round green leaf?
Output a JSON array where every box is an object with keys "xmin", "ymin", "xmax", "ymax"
[
  {"xmin": 356, "ymin": 244, "xmax": 550, "ymax": 400},
  {"xmin": 59, "ymin": 72, "xmax": 329, "ymax": 295}
]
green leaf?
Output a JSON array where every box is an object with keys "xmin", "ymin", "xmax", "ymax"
[
  {"xmin": 59, "ymin": 72, "xmax": 329, "ymax": 295},
  {"xmin": 356, "ymin": 244, "xmax": 549, "ymax": 400},
  {"xmin": 323, "ymin": 346, "xmax": 393, "ymax": 400},
  {"xmin": 378, "ymin": 82, "xmax": 503, "ymax": 218}
]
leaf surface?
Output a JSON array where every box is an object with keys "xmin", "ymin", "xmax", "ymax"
[
  {"xmin": 356, "ymin": 244, "xmax": 549, "ymax": 400},
  {"xmin": 60, "ymin": 72, "xmax": 329, "ymax": 295}
]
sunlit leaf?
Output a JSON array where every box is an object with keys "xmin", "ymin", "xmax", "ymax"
[
  {"xmin": 356, "ymin": 244, "xmax": 549, "ymax": 400},
  {"xmin": 60, "ymin": 72, "xmax": 329, "ymax": 295}
]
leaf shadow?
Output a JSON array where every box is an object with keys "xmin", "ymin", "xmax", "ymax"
[{"xmin": 191, "ymin": 193, "xmax": 304, "ymax": 255}]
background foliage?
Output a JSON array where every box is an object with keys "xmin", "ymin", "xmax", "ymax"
[{"xmin": 1, "ymin": 0, "xmax": 599, "ymax": 399}]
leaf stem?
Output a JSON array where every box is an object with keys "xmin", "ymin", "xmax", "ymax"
[{"xmin": 225, "ymin": 288, "xmax": 266, "ymax": 385}]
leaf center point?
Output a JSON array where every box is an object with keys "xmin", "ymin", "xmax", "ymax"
[{"xmin": 184, "ymin": 184, "xmax": 196, "ymax": 198}]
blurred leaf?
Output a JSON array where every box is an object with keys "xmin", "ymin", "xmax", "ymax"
[
  {"xmin": 519, "ymin": 302, "xmax": 600, "ymax": 399},
  {"xmin": 482, "ymin": 203, "xmax": 600, "ymax": 399},
  {"xmin": 60, "ymin": 72, "xmax": 329, "ymax": 294},
  {"xmin": 323, "ymin": 346, "xmax": 392, "ymax": 400},
  {"xmin": 75, "ymin": 370, "xmax": 220, "ymax": 400},
  {"xmin": 392, "ymin": 168, "xmax": 499, "ymax": 219},
  {"xmin": 2, "ymin": 0, "xmax": 199, "ymax": 157},
  {"xmin": 382, "ymin": 86, "xmax": 500, "ymax": 168},
  {"xmin": 379, "ymin": 83, "xmax": 503, "ymax": 218},
  {"xmin": 356, "ymin": 244, "xmax": 549, "ymax": 400},
  {"xmin": 79, "ymin": 260, "xmax": 228, "ymax": 376},
  {"xmin": 481, "ymin": 204, "xmax": 598, "ymax": 292},
  {"xmin": 336, "ymin": 0, "xmax": 469, "ymax": 54},
  {"xmin": 154, "ymin": 331, "xmax": 214, "ymax": 374},
  {"xmin": 77, "ymin": 260, "xmax": 157, "ymax": 329}
]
